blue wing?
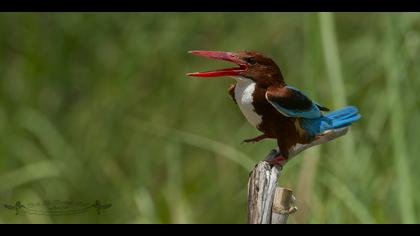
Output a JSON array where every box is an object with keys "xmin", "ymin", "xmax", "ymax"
[
  {"xmin": 265, "ymin": 85, "xmax": 326, "ymax": 119},
  {"xmin": 266, "ymin": 85, "xmax": 360, "ymax": 137},
  {"xmin": 286, "ymin": 86, "xmax": 329, "ymax": 111}
]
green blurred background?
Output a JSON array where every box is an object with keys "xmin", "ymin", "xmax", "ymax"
[{"xmin": 0, "ymin": 12, "xmax": 419, "ymax": 224}]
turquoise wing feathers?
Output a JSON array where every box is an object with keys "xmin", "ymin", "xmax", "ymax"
[{"xmin": 265, "ymin": 85, "xmax": 327, "ymax": 119}]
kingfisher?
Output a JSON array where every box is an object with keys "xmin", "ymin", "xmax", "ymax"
[{"xmin": 187, "ymin": 50, "xmax": 361, "ymax": 166}]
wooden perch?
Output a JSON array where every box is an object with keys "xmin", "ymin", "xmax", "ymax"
[
  {"xmin": 247, "ymin": 127, "xmax": 349, "ymax": 224},
  {"xmin": 271, "ymin": 187, "xmax": 297, "ymax": 224},
  {"xmin": 247, "ymin": 161, "xmax": 279, "ymax": 224}
]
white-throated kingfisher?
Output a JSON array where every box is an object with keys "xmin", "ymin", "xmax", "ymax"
[{"xmin": 187, "ymin": 50, "xmax": 361, "ymax": 166}]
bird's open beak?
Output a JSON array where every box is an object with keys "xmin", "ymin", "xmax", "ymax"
[{"xmin": 187, "ymin": 50, "xmax": 247, "ymax": 77}]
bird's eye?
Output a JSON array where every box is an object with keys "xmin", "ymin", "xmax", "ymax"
[{"xmin": 245, "ymin": 57, "xmax": 256, "ymax": 65}]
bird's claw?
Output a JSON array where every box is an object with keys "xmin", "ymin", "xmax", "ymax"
[
  {"xmin": 242, "ymin": 139, "xmax": 256, "ymax": 144},
  {"xmin": 242, "ymin": 134, "xmax": 268, "ymax": 144},
  {"xmin": 264, "ymin": 149, "xmax": 287, "ymax": 169}
]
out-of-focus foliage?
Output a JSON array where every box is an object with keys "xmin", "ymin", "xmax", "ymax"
[{"xmin": 0, "ymin": 13, "xmax": 419, "ymax": 223}]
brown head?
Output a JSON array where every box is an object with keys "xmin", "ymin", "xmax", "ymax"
[{"xmin": 187, "ymin": 50, "xmax": 285, "ymax": 87}]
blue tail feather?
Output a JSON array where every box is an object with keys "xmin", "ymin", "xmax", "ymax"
[{"xmin": 300, "ymin": 106, "xmax": 361, "ymax": 136}]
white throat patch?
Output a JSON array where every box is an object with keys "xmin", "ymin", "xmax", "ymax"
[{"xmin": 234, "ymin": 77, "xmax": 263, "ymax": 127}]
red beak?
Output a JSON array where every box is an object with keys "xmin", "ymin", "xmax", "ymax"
[{"xmin": 187, "ymin": 50, "xmax": 247, "ymax": 77}]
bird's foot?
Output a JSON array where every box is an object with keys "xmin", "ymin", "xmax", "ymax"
[
  {"xmin": 242, "ymin": 134, "xmax": 268, "ymax": 144},
  {"xmin": 266, "ymin": 155, "xmax": 287, "ymax": 168},
  {"xmin": 264, "ymin": 149, "xmax": 287, "ymax": 168}
]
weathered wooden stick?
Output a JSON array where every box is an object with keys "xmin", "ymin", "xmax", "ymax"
[
  {"xmin": 247, "ymin": 161, "xmax": 279, "ymax": 224},
  {"xmin": 271, "ymin": 187, "xmax": 297, "ymax": 224},
  {"xmin": 247, "ymin": 127, "xmax": 349, "ymax": 224}
]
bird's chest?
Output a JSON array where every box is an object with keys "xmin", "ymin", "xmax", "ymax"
[{"xmin": 234, "ymin": 80, "xmax": 263, "ymax": 127}]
